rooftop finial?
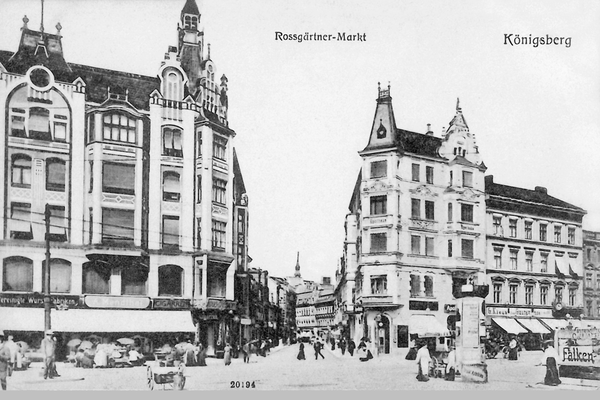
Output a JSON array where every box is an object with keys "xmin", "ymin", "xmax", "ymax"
[
  {"xmin": 56, "ymin": 22, "xmax": 62, "ymax": 36},
  {"xmin": 22, "ymin": 15, "xmax": 29, "ymax": 30},
  {"xmin": 40, "ymin": 0, "xmax": 44, "ymax": 33},
  {"xmin": 294, "ymin": 252, "xmax": 301, "ymax": 278},
  {"xmin": 207, "ymin": 43, "xmax": 211, "ymax": 59},
  {"xmin": 456, "ymin": 97, "xmax": 461, "ymax": 112}
]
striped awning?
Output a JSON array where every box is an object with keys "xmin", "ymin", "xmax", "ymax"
[
  {"xmin": 516, "ymin": 318, "xmax": 551, "ymax": 334},
  {"xmin": 491, "ymin": 317, "xmax": 528, "ymax": 334},
  {"xmin": 539, "ymin": 318, "xmax": 569, "ymax": 331}
]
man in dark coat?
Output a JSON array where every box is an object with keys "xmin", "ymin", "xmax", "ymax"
[
  {"xmin": 314, "ymin": 340, "xmax": 325, "ymax": 360},
  {"xmin": 339, "ymin": 339, "xmax": 347, "ymax": 355},
  {"xmin": 347, "ymin": 339, "xmax": 356, "ymax": 356}
]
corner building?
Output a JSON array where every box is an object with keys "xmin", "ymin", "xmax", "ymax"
[
  {"xmin": 345, "ymin": 86, "xmax": 487, "ymax": 356},
  {"xmin": 0, "ymin": 0, "xmax": 249, "ymax": 357}
]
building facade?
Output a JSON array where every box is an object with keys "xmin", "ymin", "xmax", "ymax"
[
  {"xmin": 484, "ymin": 176, "xmax": 586, "ymax": 348},
  {"xmin": 0, "ymin": 0, "xmax": 249, "ymax": 357},
  {"xmin": 583, "ymin": 230, "xmax": 600, "ymax": 319},
  {"xmin": 341, "ymin": 86, "xmax": 487, "ymax": 356}
]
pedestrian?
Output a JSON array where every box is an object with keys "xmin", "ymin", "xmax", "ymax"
[
  {"xmin": 197, "ymin": 343, "xmax": 207, "ymax": 366},
  {"xmin": 5, "ymin": 335, "xmax": 18, "ymax": 377},
  {"xmin": 242, "ymin": 339, "xmax": 250, "ymax": 363},
  {"xmin": 415, "ymin": 341, "xmax": 431, "ymax": 382},
  {"xmin": 508, "ymin": 336, "xmax": 519, "ymax": 361},
  {"xmin": 347, "ymin": 339, "xmax": 356, "ymax": 356},
  {"xmin": 41, "ymin": 330, "xmax": 57, "ymax": 379},
  {"xmin": 0, "ymin": 331, "xmax": 10, "ymax": 390},
  {"xmin": 339, "ymin": 338, "xmax": 346, "ymax": 355},
  {"xmin": 297, "ymin": 342, "xmax": 306, "ymax": 360},
  {"xmin": 358, "ymin": 338, "xmax": 373, "ymax": 362},
  {"xmin": 224, "ymin": 343, "xmax": 232, "ymax": 366},
  {"xmin": 540, "ymin": 340, "xmax": 561, "ymax": 386},
  {"xmin": 314, "ymin": 340, "xmax": 325, "ymax": 360},
  {"xmin": 260, "ymin": 340, "xmax": 267, "ymax": 357},
  {"xmin": 330, "ymin": 337, "xmax": 335, "ymax": 351},
  {"xmin": 445, "ymin": 345, "xmax": 456, "ymax": 381}
]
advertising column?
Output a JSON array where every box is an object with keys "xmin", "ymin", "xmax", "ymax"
[{"xmin": 456, "ymin": 284, "xmax": 488, "ymax": 383}]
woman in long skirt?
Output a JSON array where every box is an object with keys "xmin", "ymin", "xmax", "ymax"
[
  {"xmin": 224, "ymin": 343, "xmax": 232, "ymax": 366},
  {"xmin": 508, "ymin": 337, "xmax": 519, "ymax": 360},
  {"xmin": 197, "ymin": 343, "xmax": 207, "ymax": 366},
  {"xmin": 297, "ymin": 343, "xmax": 306, "ymax": 360},
  {"xmin": 542, "ymin": 342, "xmax": 561, "ymax": 386},
  {"xmin": 415, "ymin": 341, "xmax": 431, "ymax": 382}
]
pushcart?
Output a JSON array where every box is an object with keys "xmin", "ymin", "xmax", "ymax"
[{"xmin": 145, "ymin": 352, "xmax": 186, "ymax": 390}]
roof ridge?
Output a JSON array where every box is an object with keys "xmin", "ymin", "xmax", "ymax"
[{"xmin": 68, "ymin": 62, "xmax": 158, "ymax": 81}]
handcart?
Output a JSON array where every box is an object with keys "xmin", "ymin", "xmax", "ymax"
[{"xmin": 145, "ymin": 352, "xmax": 186, "ymax": 390}]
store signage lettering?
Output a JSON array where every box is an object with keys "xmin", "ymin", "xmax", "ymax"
[
  {"xmin": 0, "ymin": 293, "xmax": 82, "ymax": 308},
  {"xmin": 444, "ymin": 304, "xmax": 456, "ymax": 313},
  {"xmin": 486, "ymin": 307, "xmax": 553, "ymax": 317},
  {"xmin": 556, "ymin": 327, "xmax": 600, "ymax": 368},
  {"xmin": 461, "ymin": 363, "xmax": 488, "ymax": 383},
  {"xmin": 153, "ymin": 298, "xmax": 191, "ymax": 309},
  {"xmin": 84, "ymin": 295, "xmax": 150, "ymax": 309}
]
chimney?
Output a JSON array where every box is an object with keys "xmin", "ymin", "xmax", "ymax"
[
  {"xmin": 485, "ymin": 175, "xmax": 493, "ymax": 185},
  {"xmin": 426, "ymin": 123, "xmax": 433, "ymax": 136},
  {"xmin": 535, "ymin": 186, "xmax": 548, "ymax": 195}
]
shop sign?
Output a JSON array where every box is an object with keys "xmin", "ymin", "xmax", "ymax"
[
  {"xmin": 0, "ymin": 293, "xmax": 83, "ymax": 308},
  {"xmin": 198, "ymin": 313, "xmax": 219, "ymax": 321},
  {"xmin": 84, "ymin": 295, "xmax": 150, "ymax": 309},
  {"xmin": 461, "ymin": 363, "xmax": 488, "ymax": 383},
  {"xmin": 240, "ymin": 318, "xmax": 252, "ymax": 325},
  {"xmin": 152, "ymin": 298, "xmax": 191, "ymax": 309},
  {"xmin": 444, "ymin": 304, "xmax": 456, "ymax": 313},
  {"xmin": 556, "ymin": 327, "xmax": 600, "ymax": 369},
  {"xmin": 486, "ymin": 307, "xmax": 553, "ymax": 318}
]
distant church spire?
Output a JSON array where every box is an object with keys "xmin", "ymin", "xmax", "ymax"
[
  {"xmin": 40, "ymin": 0, "xmax": 44, "ymax": 32},
  {"xmin": 294, "ymin": 252, "xmax": 301, "ymax": 278}
]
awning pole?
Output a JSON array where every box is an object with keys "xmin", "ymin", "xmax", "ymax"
[{"xmin": 44, "ymin": 204, "xmax": 52, "ymax": 332}]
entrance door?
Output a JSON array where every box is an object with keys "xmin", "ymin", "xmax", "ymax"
[{"xmin": 377, "ymin": 316, "xmax": 390, "ymax": 354}]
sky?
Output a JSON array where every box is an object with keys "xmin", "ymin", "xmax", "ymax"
[{"xmin": 1, "ymin": 0, "xmax": 599, "ymax": 283}]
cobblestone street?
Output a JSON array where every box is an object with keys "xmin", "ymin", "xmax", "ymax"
[{"xmin": 5, "ymin": 344, "xmax": 599, "ymax": 391}]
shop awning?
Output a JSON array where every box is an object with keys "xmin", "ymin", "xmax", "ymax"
[
  {"xmin": 409, "ymin": 315, "xmax": 450, "ymax": 337},
  {"xmin": 0, "ymin": 308, "xmax": 195, "ymax": 333},
  {"xmin": 491, "ymin": 317, "xmax": 528, "ymax": 334},
  {"xmin": 515, "ymin": 318, "xmax": 551, "ymax": 334},
  {"xmin": 53, "ymin": 309, "xmax": 196, "ymax": 332},
  {"xmin": 539, "ymin": 318, "xmax": 569, "ymax": 331}
]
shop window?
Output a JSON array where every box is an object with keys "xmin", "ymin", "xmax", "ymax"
[
  {"xmin": 46, "ymin": 158, "xmax": 66, "ymax": 191},
  {"xmin": 11, "ymin": 155, "xmax": 32, "ymax": 187},
  {"xmin": 42, "ymin": 259, "xmax": 72, "ymax": 293},
  {"xmin": 158, "ymin": 265, "xmax": 183, "ymax": 297},
  {"xmin": 103, "ymin": 163, "xmax": 135, "ymax": 195},
  {"xmin": 121, "ymin": 265, "xmax": 148, "ymax": 295},
  {"xmin": 163, "ymin": 127, "xmax": 183, "ymax": 157},
  {"xmin": 2, "ymin": 256, "xmax": 33, "ymax": 292}
]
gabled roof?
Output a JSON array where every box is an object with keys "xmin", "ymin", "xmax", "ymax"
[
  {"xmin": 398, "ymin": 129, "xmax": 443, "ymax": 158},
  {"xmin": 181, "ymin": 0, "xmax": 200, "ymax": 16}
]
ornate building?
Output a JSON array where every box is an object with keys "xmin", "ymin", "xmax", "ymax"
[
  {"xmin": 0, "ymin": 0, "xmax": 249, "ymax": 356},
  {"xmin": 340, "ymin": 85, "xmax": 487, "ymax": 356},
  {"xmin": 484, "ymin": 177, "xmax": 586, "ymax": 348},
  {"xmin": 583, "ymin": 230, "xmax": 600, "ymax": 319}
]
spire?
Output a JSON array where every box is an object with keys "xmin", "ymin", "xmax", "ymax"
[
  {"xmin": 40, "ymin": 0, "xmax": 44, "ymax": 33},
  {"xmin": 361, "ymin": 81, "xmax": 397, "ymax": 152},
  {"xmin": 447, "ymin": 96, "xmax": 469, "ymax": 132},
  {"xmin": 181, "ymin": 0, "xmax": 200, "ymax": 16},
  {"xmin": 294, "ymin": 252, "xmax": 301, "ymax": 278}
]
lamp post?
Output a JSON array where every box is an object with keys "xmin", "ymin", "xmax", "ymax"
[{"xmin": 44, "ymin": 204, "xmax": 51, "ymax": 332}]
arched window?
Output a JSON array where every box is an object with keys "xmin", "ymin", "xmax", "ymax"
[
  {"xmin": 121, "ymin": 264, "xmax": 148, "ymax": 295},
  {"xmin": 158, "ymin": 265, "xmax": 183, "ymax": 296},
  {"xmin": 165, "ymin": 72, "xmax": 181, "ymax": 101},
  {"xmin": 46, "ymin": 158, "xmax": 66, "ymax": 191},
  {"xmin": 43, "ymin": 259, "xmax": 72, "ymax": 293},
  {"xmin": 2, "ymin": 256, "xmax": 33, "ymax": 292},
  {"xmin": 163, "ymin": 171, "xmax": 181, "ymax": 201},
  {"xmin": 82, "ymin": 261, "xmax": 110, "ymax": 294},
  {"xmin": 11, "ymin": 155, "xmax": 32, "ymax": 187},
  {"xmin": 163, "ymin": 127, "xmax": 183, "ymax": 157}
]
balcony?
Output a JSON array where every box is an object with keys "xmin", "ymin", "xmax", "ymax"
[
  {"xmin": 363, "ymin": 214, "xmax": 395, "ymax": 229},
  {"xmin": 357, "ymin": 294, "xmax": 399, "ymax": 309}
]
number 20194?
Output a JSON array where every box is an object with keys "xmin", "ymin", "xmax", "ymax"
[{"xmin": 230, "ymin": 381, "xmax": 256, "ymax": 388}]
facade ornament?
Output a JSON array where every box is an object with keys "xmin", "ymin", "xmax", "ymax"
[{"xmin": 409, "ymin": 184, "xmax": 438, "ymax": 198}]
